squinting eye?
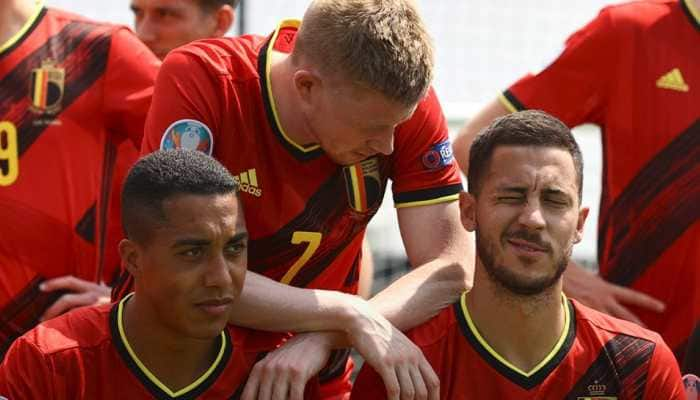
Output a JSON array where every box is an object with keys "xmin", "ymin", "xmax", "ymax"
[
  {"xmin": 182, "ymin": 248, "xmax": 202, "ymax": 257},
  {"xmin": 226, "ymin": 243, "xmax": 246, "ymax": 255}
]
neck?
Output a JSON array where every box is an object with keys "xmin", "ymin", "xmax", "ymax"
[
  {"xmin": 0, "ymin": 0, "xmax": 38, "ymax": 48},
  {"xmin": 122, "ymin": 294, "xmax": 221, "ymax": 391},
  {"xmin": 268, "ymin": 51, "xmax": 317, "ymax": 146},
  {"xmin": 466, "ymin": 261, "xmax": 566, "ymax": 372}
]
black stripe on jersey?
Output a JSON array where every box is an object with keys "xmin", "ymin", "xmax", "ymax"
[
  {"xmin": 0, "ymin": 8, "xmax": 47, "ymax": 61},
  {"xmin": 454, "ymin": 299, "xmax": 577, "ymax": 390},
  {"xmin": 563, "ymin": 334, "xmax": 655, "ymax": 400},
  {"xmin": 75, "ymin": 202, "xmax": 96, "ymax": 243},
  {"xmin": 502, "ymin": 89, "xmax": 526, "ymax": 111},
  {"xmin": 257, "ymin": 37, "xmax": 323, "ymax": 161},
  {"xmin": 393, "ymin": 183, "xmax": 462, "ymax": 205},
  {"xmin": 319, "ymin": 348, "xmax": 352, "ymax": 383},
  {"xmin": 0, "ymin": 20, "xmax": 112, "ymax": 156},
  {"xmin": 110, "ymin": 302, "xmax": 234, "ymax": 400},
  {"xmin": 0, "ymin": 276, "xmax": 68, "ymax": 360},
  {"xmin": 681, "ymin": 0, "xmax": 700, "ymax": 32},
  {"xmin": 600, "ymin": 118, "xmax": 700, "ymax": 286}
]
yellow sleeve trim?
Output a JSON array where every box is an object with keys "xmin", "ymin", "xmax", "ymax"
[
  {"xmin": 497, "ymin": 92, "xmax": 519, "ymax": 114},
  {"xmin": 395, "ymin": 193, "xmax": 459, "ymax": 209},
  {"xmin": 0, "ymin": 0, "xmax": 44, "ymax": 54}
]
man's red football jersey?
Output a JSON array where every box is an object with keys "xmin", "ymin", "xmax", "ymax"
[
  {"xmin": 499, "ymin": 0, "xmax": 700, "ymax": 357},
  {"xmin": 0, "ymin": 5, "xmax": 158, "ymax": 356},
  {"xmin": 0, "ymin": 295, "xmax": 320, "ymax": 399},
  {"xmin": 352, "ymin": 293, "xmax": 686, "ymax": 399}
]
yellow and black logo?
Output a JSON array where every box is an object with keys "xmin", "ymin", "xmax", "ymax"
[
  {"xmin": 29, "ymin": 59, "xmax": 64, "ymax": 115},
  {"xmin": 234, "ymin": 169, "xmax": 262, "ymax": 197},
  {"xmin": 343, "ymin": 157, "xmax": 383, "ymax": 213}
]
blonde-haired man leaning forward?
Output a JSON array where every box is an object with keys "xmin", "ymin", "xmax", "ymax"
[{"xmin": 111, "ymin": 1, "xmax": 474, "ymax": 399}]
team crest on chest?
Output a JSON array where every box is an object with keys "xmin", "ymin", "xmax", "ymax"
[
  {"xmin": 343, "ymin": 157, "xmax": 384, "ymax": 213},
  {"xmin": 577, "ymin": 383, "xmax": 617, "ymax": 400},
  {"xmin": 160, "ymin": 119, "xmax": 213, "ymax": 155},
  {"xmin": 29, "ymin": 59, "xmax": 64, "ymax": 115}
]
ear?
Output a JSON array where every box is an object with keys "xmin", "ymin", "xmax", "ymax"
[
  {"xmin": 292, "ymin": 69, "xmax": 321, "ymax": 108},
  {"xmin": 212, "ymin": 5, "xmax": 235, "ymax": 37},
  {"xmin": 573, "ymin": 206, "xmax": 589, "ymax": 244},
  {"xmin": 459, "ymin": 191, "xmax": 477, "ymax": 232},
  {"xmin": 119, "ymin": 239, "xmax": 143, "ymax": 278}
]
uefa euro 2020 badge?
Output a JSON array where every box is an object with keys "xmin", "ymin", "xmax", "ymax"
[
  {"xmin": 684, "ymin": 374, "xmax": 699, "ymax": 400},
  {"xmin": 160, "ymin": 119, "xmax": 213, "ymax": 155}
]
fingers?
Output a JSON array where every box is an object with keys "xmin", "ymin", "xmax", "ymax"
[
  {"xmin": 379, "ymin": 367, "xmax": 401, "ymax": 400},
  {"xmin": 40, "ymin": 276, "xmax": 105, "ymax": 294},
  {"xmin": 40, "ymin": 292, "xmax": 99, "ymax": 321},
  {"xmin": 240, "ymin": 364, "xmax": 261, "ymax": 400},
  {"xmin": 396, "ymin": 366, "xmax": 415, "ymax": 400},
  {"xmin": 409, "ymin": 366, "xmax": 427, "ymax": 400},
  {"xmin": 613, "ymin": 285, "xmax": 666, "ymax": 313},
  {"xmin": 607, "ymin": 301, "xmax": 644, "ymax": 326},
  {"xmin": 419, "ymin": 358, "xmax": 440, "ymax": 400}
]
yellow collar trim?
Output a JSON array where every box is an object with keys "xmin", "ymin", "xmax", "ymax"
[
  {"xmin": 264, "ymin": 19, "xmax": 321, "ymax": 153},
  {"xmin": 0, "ymin": 0, "xmax": 44, "ymax": 54},
  {"xmin": 685, "ymin": 0, "xmax": 700, "ymax": 25},
  {"xmin": 117, "ymin": 294, "xmax": 227, "ymax": 397},
  {"xmin": 460, "ymin": 291, "xmax": 571, "ymax": 377}
]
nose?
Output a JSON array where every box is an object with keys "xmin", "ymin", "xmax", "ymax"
[
  {"xmin": 368, "ymin": 133, "xmax": 394, "ymax": 156},
  {"xmin": 135, "ymin": 16, "xmax": 157, "ymax": 49},
  {"xmin": 203, "ymin": 254, "xmax": 234, "ymax": 289},
  {"xmin": 517, "ymin": 200, "xmax": 546, "ymax": 230}
]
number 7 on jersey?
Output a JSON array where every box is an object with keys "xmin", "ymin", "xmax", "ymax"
[{"xmin": 280, "ymin": 231, "xmax": 322, "ymax": 285}]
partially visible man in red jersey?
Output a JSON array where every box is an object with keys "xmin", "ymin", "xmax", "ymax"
[
  {"xmin": 353, "ymin": 110, "xmax": 685, "ymax": 399},
  {"xmin": 0, "ymin": 0, "xmax": 159, "ymax": 357},
  {"xmin": 130, "ymin": 0, "xmax": 237, "ymax": 60},
  {"xmin": 0, "ymin": 150, "xmax": 320, "ymax": 399},
  {"xmin": 113, "ymin": 0, "xmax": 474, "ymax": 398},
  {"xmin": 453, "ymin": 0, "xmax": 700, "ymax": 360}
]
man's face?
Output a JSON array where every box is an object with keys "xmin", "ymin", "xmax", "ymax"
[
  {"xmin": 131, "ymin": 0, "xmax": 218, "ymax": 59},
  {"xmin": 303, "ymin": 80, "xmax": 417, "ymax": 166},
  {"xmin": 462, "ymin": 146, "xmax": 587, "ymax": 296},
  {"xmin": 133, "ymin": 192, "xmax": 247, "ymax": 339}
]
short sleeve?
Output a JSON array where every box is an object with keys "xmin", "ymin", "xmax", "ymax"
[
  {"xmin": 0, "ymin": 336, "xmax": 55, "ymax": 400},
  {"xmin": 391, "ymin": 88, "xmax": 463, "ymax": 208},
  {"xmin": 102, "ymin": 27, "xmax": 160, "ymax": 146},
  {"xmin": 503, "ymin": 7, "xmax": 619, "ymax": 127},
  {"xmin": 643, "ymin": 338, "xmax": 686, "ymax": 399},
  {"xmin": 140, "ymin": 46, "xmax": 226, "ymax": 156}
]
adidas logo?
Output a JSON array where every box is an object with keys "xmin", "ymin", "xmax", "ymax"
[
  {"xmin": 656, "ymin": 68, "xmax": 689, "ymax": 92},
  {"xmin": 233, "ymin": 168, "xmax": 262, "ymax": 197}
]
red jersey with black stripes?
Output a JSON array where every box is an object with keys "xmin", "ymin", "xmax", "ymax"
[
  {"xmin": 498, "ymin": 0, "xmax": 700, "ymax": 357},
  {"xmin": 352, "ymin": 294, "xmax": 685, "ymax": 400},
  {"xmin": 0, "ymin": 5, "xmax": 158, "ymax": 357},
  {"xmin": 122, "ymin": 19, "xmax": 462, "ymax": 296},
  {"xmin": 0, "ymin": 297, "xmax": 320, "ymax": 399}
]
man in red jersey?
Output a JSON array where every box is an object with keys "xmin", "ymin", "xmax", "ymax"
[
  {"xmin": 0, "ymin": 0, "xmax": 159, "ymax": 357},
  {"xmin": 353, "ymin": 110, "xmax": 685, "ymax": 399},
  {"xmin": 130, "ymin": 0, "xmax": 237, "ymax": 60},
  {"xmin": 452, "ymin": 0, "xmax": 700, "ymax": 360},
  {"xmin": 113, "ymin": 0, "xmax": 474, "ymax": 398},
  {"xmin": 0, "ymin": 150, "xmax": 320, "ymax": 399}
]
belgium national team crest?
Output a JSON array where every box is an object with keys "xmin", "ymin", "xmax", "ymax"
[
  {"xmin": 29, "ymin": 59, "xmax": 64, "ymax": 115},
  {"xmin": 343, "ymin": 157, "xmax": 384, "ymax": 213}
]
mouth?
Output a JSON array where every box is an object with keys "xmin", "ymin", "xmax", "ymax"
[
  {"xmin": 506, "ymin": 238, "xmax": 549, "ymax": 255},
  {"xmin": 195, "ymin": 297, "xmax": 234, "ymax": 317}
]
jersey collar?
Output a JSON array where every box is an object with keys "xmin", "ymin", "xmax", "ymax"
[
  {"xmin": 257, "ymin": 19, "xmax": 324, "ymax": 161},
  {"xmin": 110, "ymin": 293, "xmax": 233, "ymax": 399},
  {"xmin": 455, "ymin": 291, "xmax": 577, "ymax": 390},
  {"xmin": 0, "ymin": 0, "xmax": 46, "ymax": 58},
  {"xmin": 681, "ymin": 0, "xmax": 700, "ymax": 31}
]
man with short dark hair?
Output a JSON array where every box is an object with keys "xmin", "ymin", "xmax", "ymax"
[
  {"xmin": 130, "ymin": 0, "xmax": 238, "ymax": 59},
  {"xmin": 0, "ymin": 150, "xmax": 320, "ymax": 399},
  {"xmin": 353, "ymin": 110, "xmax": 685, "ymax": 399}
]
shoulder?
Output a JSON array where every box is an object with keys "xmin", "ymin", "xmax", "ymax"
[
  {"xmin": 17, "ymin": 303, "xmax": 114, "ymax": 357},
  {"xmin": 572, "ymin": 299, "xmax": 665, "ymax": 345},
  {"xmin": 162, "ymin": 34, "xmax": 268, "ymax": 83},
  {"xmin": 596, "ymin": 0, "xmax": 679, "ymax": 30},
  {"xmin": 405, "ymin": 302, "xmax": 459, "ymax": 348}
]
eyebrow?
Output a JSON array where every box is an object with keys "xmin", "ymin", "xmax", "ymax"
[{"xmin": 173, "ymin": 232, "xmax": 249, "ymax": 248}]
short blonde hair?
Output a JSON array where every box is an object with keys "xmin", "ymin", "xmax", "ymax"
[{"xmin": 294, "ymin": 0, "xmax": 433, "ymax": 106}]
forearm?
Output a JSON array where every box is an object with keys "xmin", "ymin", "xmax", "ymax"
[
  {"xmin": 369, "ymin": 257, "xmax": 473, "ymax": 331},
  {"xmin": 228, "ymin": 271, "xmax": 356, "ymax": 333}
]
